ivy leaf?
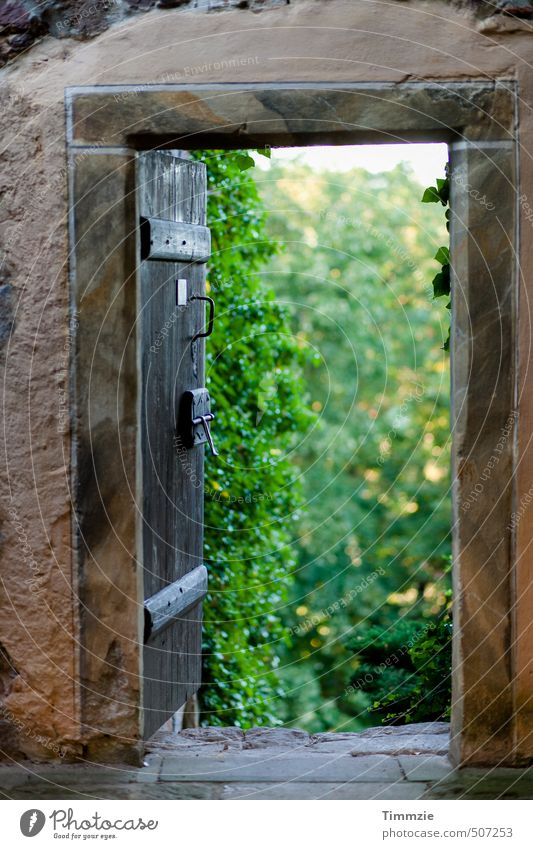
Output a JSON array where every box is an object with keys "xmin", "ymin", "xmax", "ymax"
[
  {"xmin": 432, "ymin": 264, "xmax": 450, "ymax": 298},
  {"xmin": 443, "ymin": 329, "xmax": 450, "ymax": 352},
  {"xmin": 421, "ymin": 186, "xmax": 440, "ymax": 204},
  {"xmin": 235, "ymin": 153, "xmax": 256, "ymax": 172},
  {"xmin": 438, "ymin": 179, "xmax": 450, "ymax": 205},
  {"xmin": 434, "ymin": 246, "xmax": 450, "ymax": 266},
  {"xmin": 256, "ymin": 147, "xmax": 272, "ymax": 159},
  {"xmin": 432, "ymin": 273, "xmax": 444, "ymax": 296}
]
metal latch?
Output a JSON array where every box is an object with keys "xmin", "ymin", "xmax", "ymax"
[{"xmin": 178, "ymin": 388, "xmax": 218, "ymax": 456}]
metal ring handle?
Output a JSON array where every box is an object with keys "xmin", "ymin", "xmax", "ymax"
[{"xmin": 191, "ymin": 295, "xmax": 215, "ymax": 343}]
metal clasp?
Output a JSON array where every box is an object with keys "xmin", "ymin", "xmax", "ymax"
[
  {"xmin": 192, "ymin": 412, "xmax": 218, "ymax": 456},
  {"xmin": 178, "ymin": 388, "xmax": 219, "ymax": 457}
]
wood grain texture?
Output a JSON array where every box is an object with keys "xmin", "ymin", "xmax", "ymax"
[{"xmin": 137, "ymin": 151, "xmax": 208, "ymax": 738}]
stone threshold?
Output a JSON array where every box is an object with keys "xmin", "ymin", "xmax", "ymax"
[{"xmin": 1, "ymin": 723, "xmax": 533, "ymax": 800}]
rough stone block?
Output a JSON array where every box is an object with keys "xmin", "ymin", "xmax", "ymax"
[
  {"xmin": 351, "ymin": 734, "xmax": 449, "ymax": 757},
  {"xmin": 357, "ymin": 722, "xmax": 450, "ymax": 738},
  {"xmin": 179, "ymin": 726, "xmax": 245, "ymax": 745},
  {"xmin": 244, "ymin": 727, "xmax": 310, "ymax": 749},
  {"xmin": 159, "ymin": 752, "xmax": 403, "ymax": 783}
]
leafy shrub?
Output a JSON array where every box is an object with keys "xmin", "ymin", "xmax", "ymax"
[
  {"xmin": 350, "ymin": 594, "xmax": 452, "ymax": 724},
  {"xmin": 190, "ymin": 150, "xmax": 312, "ymax": 726}
]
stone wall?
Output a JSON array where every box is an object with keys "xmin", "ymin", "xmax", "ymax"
[
  {"xmin": 1, "ymin": 0, "xmax": 533, "ymax": 764},
  {"xmin": 1, "ymin": 0, "xmax": 533, "ymax": 67}
]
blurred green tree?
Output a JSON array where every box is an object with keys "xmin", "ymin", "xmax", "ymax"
[{"xmin": 254, "ymin": 158, "xmax": 451, "ymax": 730}]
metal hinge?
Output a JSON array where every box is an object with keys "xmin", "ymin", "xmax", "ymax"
[{"xmin": 140, "ymin": 216, "xmax": 211, "ymax": 262}]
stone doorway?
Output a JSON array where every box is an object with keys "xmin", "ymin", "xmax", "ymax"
[{"xmin": 67, "ymin": 81, "xmax": 518, "ymax": 766}]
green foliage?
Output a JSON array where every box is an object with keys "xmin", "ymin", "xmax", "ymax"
[
  {"xmin": 346, "ymin": 169, "xmax": 453, "ymax": 728},
  {"xmin": 256, "ymin": 157, "xmax": 452, "ymax": 731},
  {"xmin": 234, "ymin": 152, "xmax": 256, "ymax": 172},
  {"xmin": 421, "ymin": 186, "xmax": 441, "ymax": 204},
  {"xmin": 190, "ymin": 150, "xmax": 312, "ymax": 726},
  {"xmin": 190, "ymin": 149, "xmax": 452, "ymax": 732},
  {"xmin": 350, "ymin": 592, "xmax": 452, "ymax": 724},
  {"xmin": 423, "ymin": 169, "xmax": 451, "ymax": 349},
  {"xmin": 422, "ymin": 176, "xmax": 449, "ymax": 207}
]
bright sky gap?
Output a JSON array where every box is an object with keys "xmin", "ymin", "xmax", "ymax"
[{"xmin": 253, "ymin": 143, "xmax": 449, "ymax": 186}]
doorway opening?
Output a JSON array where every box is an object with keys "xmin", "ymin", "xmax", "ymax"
[
  {"xmin": 67, "ymin": 81, "xmax": 517, "ymax": 765},
  {"xmin": 194, "ymin": 143, "xmax": 452, "ymax": 733}
]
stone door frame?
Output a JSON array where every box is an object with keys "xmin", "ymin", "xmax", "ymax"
[{"xmin": 67, "ymin": 81, "xmax": 519, "ymax": 765}]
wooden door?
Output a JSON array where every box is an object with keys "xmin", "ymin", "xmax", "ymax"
[{"xmin": 137, "ymin": 151, "xmax": 211, "ymax": 738}]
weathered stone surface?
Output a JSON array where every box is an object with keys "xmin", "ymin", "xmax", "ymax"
[
  {"xmin": 356, "ymin": 721, "xmax": 450, "ymax": 738},
  {"xmin": 309, "ymin": 738, "xmax": 364, "ymax": 754},
  {"xmin": 0, "ymin": 0, "xmax": 516, "ymax": 71},
  {"xmin": 181, "ymin": 726, "xmax": 245, "ymax": 744},
  {"xmin": 424, "ymin": 769, "xmax": 533, "ymax": 800},
  {"xmin": 159, "ymin": 752, "xmax": 403, "ymax": 782},
  {"xmin": 147, "ymin": 725, "xmax": 309, "ymax": 753},
  {"xmin": 0, "ymin": 107, "xmax": 80, "ymax": 759},
  {"xmin": 2, "ymin": 727, "xmax": 533, "ymax": 799},
  {"xmin": 3, "ymin": 780, "xmax": 224, "ymax": 800},
  {"xmin": 221, "ymin": 781, "xmax": 430, "ymax": 800},
  {"xmin": 68, "ymin": 83, "xmax": 515, "ymax": 147},
  {"xmin": 351, "ymin": 735, "xmax": 449, "ymax": 757},
  {"xmin": 148, "ymin": 723, "xmax": 449, "ymax": 758},
  {"xmin": 399, "ymin": 755, "xmax": 456, "ymax": 781},
  {"xmin": 0, "ymin": 0, "xmax": 291, "ymax": 67},
  {"xmin": 0, "ymin": 763, "xmax": 146, "ymax": 784},
  {"xmin": 244, "ymin": 727, "xmax": 310, "ymax": 748},
  {"xmin": 0, "ymin": 0, "xmax": 46, "ymax": 65},
  {"xmin": 312, "ymin": 723, "xmax": 450, "ymax": 755},
  {"xmin": 146, "ymin": 726, "xmax": 245, "ymax": 753}
]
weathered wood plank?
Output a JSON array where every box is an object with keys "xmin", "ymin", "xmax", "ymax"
[{"xmin": 137, "ymin": 151, "xmax": 208, "ymax": 738}]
